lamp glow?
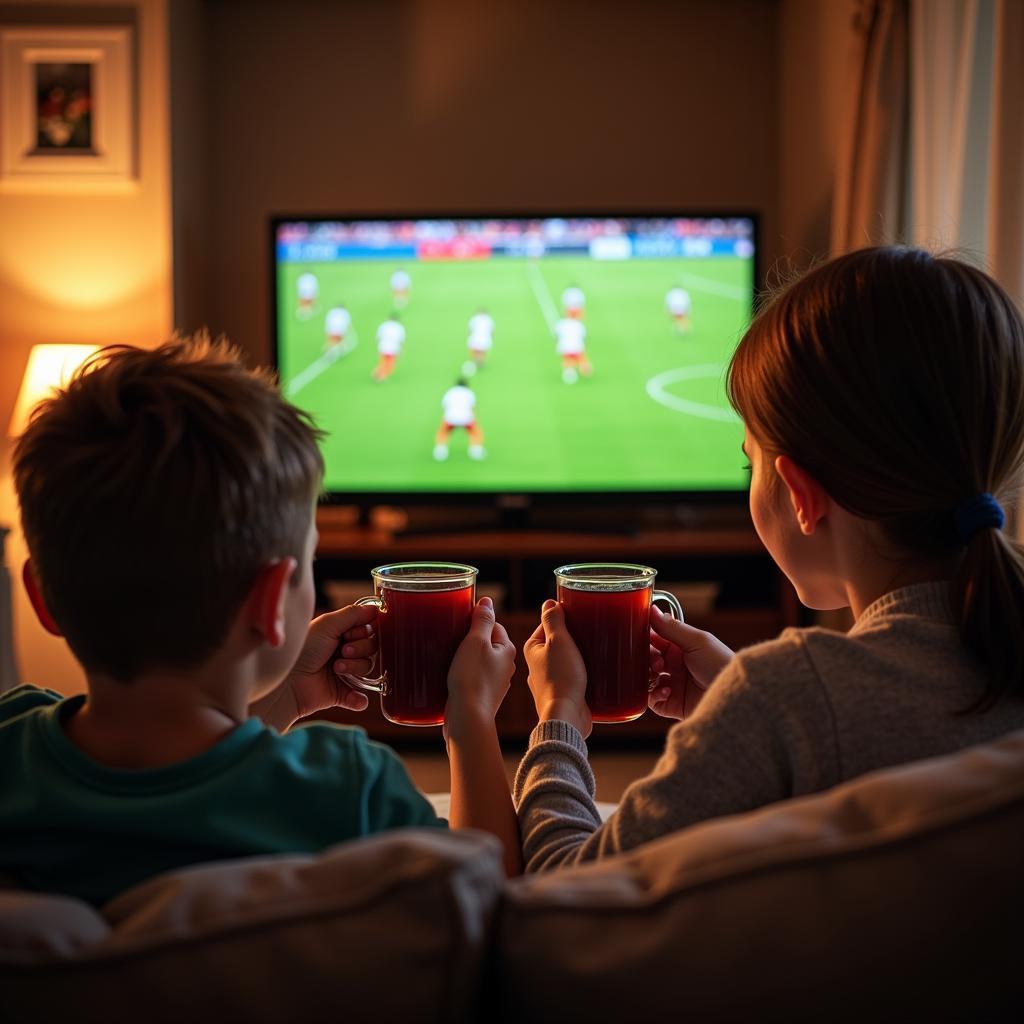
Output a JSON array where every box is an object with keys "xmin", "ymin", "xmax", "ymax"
[{"xmin": 8, "ymin": 344, "xmax": 99, "ymax": 437}]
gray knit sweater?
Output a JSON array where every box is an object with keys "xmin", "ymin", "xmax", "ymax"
[{"xmin": 513, "ymin": 582, "xmax": 1024, "ymax": 873}]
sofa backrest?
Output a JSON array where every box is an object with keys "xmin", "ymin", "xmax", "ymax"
[
  {"xmin": 0, "ymin": 828, "xmax": 504, "ymax": 1024},
  {"xmin": 496, "ymin": 729, "xmax": 1024, "ymax": 1023},
  {"xmin": 4, "ymin": 732, "xmax": 1023, "ymax": 1023}
]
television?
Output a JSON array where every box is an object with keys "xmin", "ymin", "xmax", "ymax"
[{"xmin": 271, "ymin": 213, "xmax": 757, "ymax": 508}]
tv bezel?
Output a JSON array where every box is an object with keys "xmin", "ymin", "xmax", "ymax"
[{"xmin": 269, "ymin": 209, "xmax": 759, "ymax": 510}]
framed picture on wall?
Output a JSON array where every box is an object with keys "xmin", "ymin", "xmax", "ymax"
[{"xmin": 0, "ymin": 26, "xmax": 134, "ymax": 191}]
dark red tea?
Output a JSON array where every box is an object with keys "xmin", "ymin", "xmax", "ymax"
[
  {"xmin": 558, "ymin": 583, "xmax": 652, "ymax": 723},
  {"xmin": 377, "ymin": 584, "xmax": 475, "ymax": 726}
]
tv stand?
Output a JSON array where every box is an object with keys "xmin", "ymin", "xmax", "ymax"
[
  {"xmin": 337, "ymin": 500, "xmax": 753, "ymax": 538},
  {"xmin": 364, "ymin": 504, "xmax": 502, "ymax": 537}
]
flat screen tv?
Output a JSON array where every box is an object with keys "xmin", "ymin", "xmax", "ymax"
[{"xmin": 271, "ymin": 213, "xmax": 757, "ymax": 505}]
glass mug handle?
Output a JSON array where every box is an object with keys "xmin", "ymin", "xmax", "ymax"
[
  {"xmin": 339, "ymin": 595, "xmax": 387, "ymax": 694},
  {"xmin": 652, "ymin": 590, "xmax": 685, "ymax": 623}
]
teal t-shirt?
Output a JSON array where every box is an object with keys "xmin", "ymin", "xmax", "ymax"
[{"xmin": 0, "ymin": 685, "xmax": 446, "ymax": 906}]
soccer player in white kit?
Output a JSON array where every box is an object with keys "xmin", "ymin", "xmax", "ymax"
[
  {"xmin": 390, "ymin": 268, "xmax": 411, "ymax": 309},
  {"xmin": 433, "ymin": 379, "xmax": 485, "ymax": 461},
  {"xmin": 463, "ymin": 309, "xmax": 495, "ymax": 376},
  {"xmin": 555, "ymin": 316, "xmax": 592, "ymax": 384},
  {"xmin": 561, "ymin": 284, "xmax": 585, "ymax": 320},
  {"xmin": 324, "ymin": 305, "xmax": 352, "ymax": 352},
  {"xmin": 372, "ymin": 315, "xmax": 406, "ymax": 381},
  {"xmin": 296, "ymin": 272, "xmax": 318, "ymax": 320},
  {"xmin": 665, "ymin": 286, "xmax": 692, "ymax": 332}
]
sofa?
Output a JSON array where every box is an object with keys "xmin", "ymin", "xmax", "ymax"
[{"xmin": 2, "ymin": 728, "xmax": 1022, "ymax": 1023}]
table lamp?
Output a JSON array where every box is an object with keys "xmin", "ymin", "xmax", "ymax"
[
  {"xmin": 2, "ymin": 344, "xmax": 98, "ymax": 693},
  {"xmin": 8, "ymin": 344, "xmax": 99, "ymax": 438}
]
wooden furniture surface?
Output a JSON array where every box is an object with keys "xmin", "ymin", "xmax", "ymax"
[{"xmin": 313, "ymin": 513, "xmax": 799, "ymax": 743}]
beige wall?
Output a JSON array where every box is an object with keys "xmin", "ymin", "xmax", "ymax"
[
  {"xmin": 192, "ymin": 0, "xmax": 780, "ymax": 362},
  {"xmin": 0, "ymin": 0, "xmax": 172, "ymax": 693}
]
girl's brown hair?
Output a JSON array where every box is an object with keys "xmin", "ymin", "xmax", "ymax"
[{"xmin": 728, "ymin": 246, "xmax": 1024, "ymax": 710}]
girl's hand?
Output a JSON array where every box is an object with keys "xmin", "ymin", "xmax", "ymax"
[
  {"xmin": 648, "ymin": 605, "xmax": 734, "ymax": 720},
  {"xmin": 445, "ymin": 598, "xmax": 517, "ymax": 739},
  {"xmin": 523, "ymin": 600, "xmax": 592, "ymax": 739}
]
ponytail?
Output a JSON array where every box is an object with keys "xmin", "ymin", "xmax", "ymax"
[{"xmin": 955, "ymin": 526, "xmax": 1024, "ymax": 711}]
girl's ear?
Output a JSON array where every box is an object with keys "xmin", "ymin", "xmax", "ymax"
[
  {"xmin": 246, "ymin": 557, "xmax": 297, "ymax": 648},
  {"xmin": 22, "ymin": 561, "xmax": 63, "ymax": 636},
  {"xmin": 774, "ymin": 456, "xmax": 830, "ymax": 535}
]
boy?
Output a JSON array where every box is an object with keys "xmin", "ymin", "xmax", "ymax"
[
  {"xmin": 434, "ymin": 378, "xmax": 486, "ymax": 461},
  {"xmin": 1, "ymin": 338, "xmax": 520, "ymax": 905}
]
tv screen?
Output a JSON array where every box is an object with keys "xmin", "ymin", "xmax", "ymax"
[{"xmin": 271, "ymin": 214, "xmax": 756, "ymax": 500}]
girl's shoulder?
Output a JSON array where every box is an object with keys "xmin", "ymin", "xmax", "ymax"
[
  {"xmin": 690, "ymin": 628, "xmax": 850, "ymax": 747},
  {"xmin": 727, "ymin": 612, "xmax": 973, "ymax": 705},
  {"xmin": 721, "ymin": 625, "xmax": 859, "ymax": 703},
  {"xmin": 733, "ymin": 625, "xmax": 844, "ymax": 674}
]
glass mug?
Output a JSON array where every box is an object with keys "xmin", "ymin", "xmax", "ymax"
[
  {"xmin": 343, "ymin": 563, "xmax": 477, "ymax": 726},
  {"xmin": 555, "ymin": 563, "xmax": 684, "ymax": 724}
]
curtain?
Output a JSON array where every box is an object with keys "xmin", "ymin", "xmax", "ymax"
[
  {"xmin": 832, "ymin": 0, "xmax": 1018, "ymax": 262},
  {"xmin": 831, "ymin": 0, "xmax": 1024, "ymax": 539},
  {"xmin": 986, "ymin": 0, "xmax": 1024, "ymax": 309},
  {"xmin": 830, "ymin": 0, "xmax": 910, "ymax": 253},
  {"xmin": 986, "ymin": 0, "xmax": 1024, "ymax": 540}
]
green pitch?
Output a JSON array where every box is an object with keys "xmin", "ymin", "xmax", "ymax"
[{"xmin": 277, "ymin": 257, "xmax": 752, "ymax": 493}]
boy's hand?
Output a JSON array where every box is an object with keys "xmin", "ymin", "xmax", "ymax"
[
  {"xmin": 523, "ymin": 600, "xmax": 592, "ymax": 739},
  {"xmin": 648, "ymin": 605, "xmax": 734, "ymax": 720},
  {"xmin": 285, "ymin": 604, "xmax": 380, "ymax": 720},
  {"xmin": 445, "ymin": 597, "xmax": 516, "ymax": 740}
]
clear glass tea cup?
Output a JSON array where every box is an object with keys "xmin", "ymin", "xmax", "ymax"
[
  {"xmin": 344, "ymin": 562, "xmax": 478, "ymax": 726},
  {"xmin": 555, "ymin": 563, "xmax": 683, "ymax": 723}
]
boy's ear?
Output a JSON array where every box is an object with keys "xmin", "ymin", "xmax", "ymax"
[
  {"xmin": 22, "ymin": 561, "xmax": 63, "ymax": 636},
  {"xmin": 247, "ymin": 557, "xmax": 298, "ymax": 649},
  {"xmin": 774, "ymin": 455, "xmax": 829, "ymax": 535}
]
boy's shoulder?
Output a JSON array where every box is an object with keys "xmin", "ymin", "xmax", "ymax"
[
  {"xmin": 266, "ymin": 719, "xmax": 412, "ymax": 779},
  {"xmin": 0, "ymin": 689, "xmax": 406, "ymax": 787},
  {"xmin": 0, "ymin": 684, "xmax": 64, "ymax": 725},
  {"xmin": 266, "ymin": 721, "xmax": 444, "ymax": 830}
]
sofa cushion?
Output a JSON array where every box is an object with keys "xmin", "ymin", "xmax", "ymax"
[
  {"xmin": 497, "ymin": 728, "xmax": 1024, "ymax": 1023},
  {"xmin": 0, "ymin": 828, "xmax": 503, "ymax": 1024}
]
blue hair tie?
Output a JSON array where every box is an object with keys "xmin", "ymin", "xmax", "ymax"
[{"xmin": 953, "ymin": 492, "xmax": 1005, "ymax": 544}]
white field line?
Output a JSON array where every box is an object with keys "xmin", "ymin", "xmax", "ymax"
[
  {"xmin": 526, "ymin": 261, "xmax": 560, "ymax": 335},
  {"xmin": 645, "ymin": 364, "xmax": 741, "ymax": 423},
  {"xmin": 677, "ymin": 273, "xmax": 748, "ymax": 302},
  {"xmin": 284, "ymin": 330, "xmax": 359, "ymax": 398}
]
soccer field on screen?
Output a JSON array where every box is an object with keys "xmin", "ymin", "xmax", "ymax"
[{"xmin": 277, "ymin": 257, "xmax": 752, "ymax": 493}]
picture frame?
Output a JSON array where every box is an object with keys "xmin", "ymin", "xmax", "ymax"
[{"xmin": 0, "ymin": 25, "xmax": 134, "ymax": 191}]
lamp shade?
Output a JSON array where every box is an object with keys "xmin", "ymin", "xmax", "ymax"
[{"xmin": 8, "ymin": 344, "xmax": 99, "ymax": 437}]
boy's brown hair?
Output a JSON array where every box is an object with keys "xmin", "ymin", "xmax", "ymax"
[{"xmin": 13, "ymin": 335, "xmax": 324, "ymax": 682}]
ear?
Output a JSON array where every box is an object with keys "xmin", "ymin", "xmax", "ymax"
[
  {"xmin": 22, "ymin": 560, "xmax": 63, "ymax": 637},
  {"xmin": 774, "ymin": 456, "xmax": 830, "ymax": 535},
  {"xmin": 247, "ymin": 557, "xmax": 298, "ymax": 649}
]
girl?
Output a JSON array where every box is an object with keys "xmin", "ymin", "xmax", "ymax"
[{"xmin": 515, "ymin": 246, "xmax": 1024, "ymax": 872}]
